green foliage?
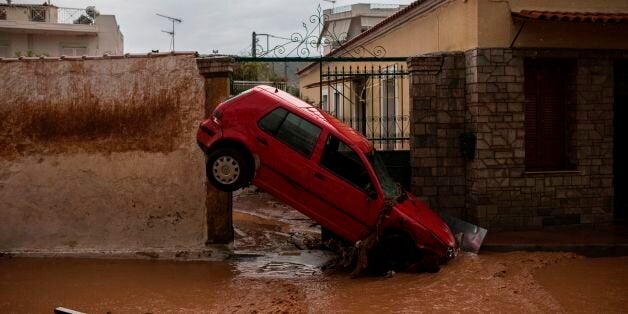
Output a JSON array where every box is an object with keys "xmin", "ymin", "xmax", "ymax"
[
  {"xmin": 233, "ymin": 62, "xmax": 286, "ymax": 82},
  {"xmin": 14, "ymin": 50, "xmax": 49, "ymax": 58}
]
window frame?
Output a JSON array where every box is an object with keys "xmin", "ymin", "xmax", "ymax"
[
  {"xmin": 257, "ymin": 106, "xmax": 322, "ymax": 158},
  {"xmin": 320, "ymin": 134, "xmax": 376, "ymax": 197}
]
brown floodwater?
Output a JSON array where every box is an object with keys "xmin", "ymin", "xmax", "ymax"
[
  {"xmin": 534, "ymin": 256, "xmax": 628, "ymax": 314},
  {"xmin": 3, "ymin": 191, "xmax": 626, "ymax": 313},
  {"xmin": 2, "ymin": 251, "xmax": 626, "ymax": 313}
]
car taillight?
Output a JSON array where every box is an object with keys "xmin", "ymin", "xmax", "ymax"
[{"xmin": 213, "ymin": 108, "xmax": 223, "ymax": 121}]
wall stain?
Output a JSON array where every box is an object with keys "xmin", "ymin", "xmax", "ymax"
[{"xmin": 0, "ymin": 56, "xmax": 204, "ymax": 160}]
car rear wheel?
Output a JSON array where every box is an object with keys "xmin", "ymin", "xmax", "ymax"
[{"xmin": 206, "ymin": 147, "xmax": 251, "ymax": 192}]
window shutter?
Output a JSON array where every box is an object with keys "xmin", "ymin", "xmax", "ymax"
[
  {"xmin": 524, "ymin": 59, "xmax": 572, "ymax": 170},
  {"xmin": 524, "ymin": 60, "xmax": 539, "ymax": 168}
]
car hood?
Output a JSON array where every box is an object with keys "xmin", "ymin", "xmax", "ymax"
[{"xmin": 394, "ymin": 192, "xmax": 456, "ymax": 248}]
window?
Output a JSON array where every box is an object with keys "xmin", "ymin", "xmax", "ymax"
[
  {"xmin": 258, "ymin": 107, "xmax": 322, "ymax": 157},
  {"xmin": 0, "ymin": 7, "xmax": 7, "ymax": 20},
  {"xmin": 61, "ymin": 46, "xmax": 88, "ymax": 56},
  {"xmin": 381, "ymin": 68, "xmax": 397, "ymax": 150},
  {"xmin": 321, "ymin": 135, "xmax": 373, "ymax": 193},
  {"xmin": 31, "ymin": 7, "xmax": 46, "ymax": 22},
  {"xmin": 334, "ymin": 92, "xmax": 341, "ymax": 117},
  {"xmin": 0, "ymin": 45, "xmax": 8, "ymax": 58},
  {"xmin": 524, "ymin": 59, "xmax": 575, "ymax": 170}
]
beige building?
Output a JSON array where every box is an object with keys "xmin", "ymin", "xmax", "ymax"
[
  {"xmin": 299, "ymin": 0, "xmax": 628, "ymax": 229},
  {"xmin": 0, "ymin": 2, "xmax": 123, "ymax": 57}
]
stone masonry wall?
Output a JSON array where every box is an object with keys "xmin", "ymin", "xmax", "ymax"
[
  {"xmin": 465, "ymin": 48, "xmax": 618, "ymax": 229},
  {"xmin": 409, "ymin": 53, "xmax": 467, "ymax": 218},
  {"xmin": 0, "ymin": 54, "xmax": 226, "ymax": 257}
]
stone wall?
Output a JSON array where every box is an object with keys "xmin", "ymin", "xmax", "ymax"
[
  {"xmin": 410, "ymin": 49, "xmax": 620, "ymax": 230},
  {"xmin": 409, "ymin": 53, "xmax": 467, "ymax": 218},
  {"xmin": 466, "ymin": 48, "xmax": 616, "ymax": 229},
  {"xmin": 0, "ymin": 54, "xmax": 229, "ymax": 257}
]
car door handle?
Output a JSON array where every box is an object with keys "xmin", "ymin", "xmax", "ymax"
[
  {"xmin": 313, "ymin": 172, "xmax": 324, "ymax": 180},
  {"xmin": 256, "ymin": 136, "xmax": 268, "ymax": 145}
]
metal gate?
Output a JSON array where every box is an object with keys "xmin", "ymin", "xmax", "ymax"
[
  {"xmin": 319, "ymin": 63, "xmax": 409, "ymax": 150},
  {"xmin": 229, "ymin": 5, "xmax": 411, "ymax": 186}
]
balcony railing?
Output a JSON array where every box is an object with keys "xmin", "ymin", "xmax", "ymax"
[{"xmin": 57, "ymin": 7, "xmax": 96, "ymax": 25}]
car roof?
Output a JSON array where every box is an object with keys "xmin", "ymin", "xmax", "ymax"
[{"xmin": 251, "ymin": 85, "xmax": 373, "ymax": 154}]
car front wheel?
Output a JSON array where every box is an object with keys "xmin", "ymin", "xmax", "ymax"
[{"xmin": 206, "ymin": 147, "xmax": 251, "ymax": 192}]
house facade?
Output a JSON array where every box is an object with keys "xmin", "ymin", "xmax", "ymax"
[
  {"xmin": 0, "ymin": 3, "xmax": 123, "ymax": 57},
  {"xmin": 299, "ymin": 0, "xmax": 628, "ymax": 229}
]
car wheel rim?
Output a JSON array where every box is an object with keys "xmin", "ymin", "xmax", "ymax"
[{"xmin": 212, "ymin": 156, "xmax": 240, "ymax": 184}]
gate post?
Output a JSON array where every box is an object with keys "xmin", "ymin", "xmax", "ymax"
[
  {"xmin": 408, "ymin": 53, "xmax": 467, "ymax": 219},
  {"xmin": 197, "ymin": 56, "xmax": 234, "ymax": 244}
]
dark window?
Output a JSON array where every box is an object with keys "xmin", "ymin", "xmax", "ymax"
[
  {"xmin": 524, "ymin": 58, "xmax": 575, "ymax": 171},
  {"xmin": 0, "ymin": 8, "xmax": 7, "ymax": 20},
  {"xmin": 258, "ymin": 107, "xmax": 321, "ymax": 157},
  {"xmin": 258, "ymin": 107, "xmax": 288, "ymax": 134},
  {"xmin": 321, "ymin": 135, "xmax": 373, "ymax": 192}
]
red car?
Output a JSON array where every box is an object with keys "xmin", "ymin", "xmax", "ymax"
[{"xmin": 197, "ymin": 86, "xmax": 458, "ymax": 270}]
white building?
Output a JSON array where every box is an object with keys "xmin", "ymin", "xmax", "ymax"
[
  {"xmin": 0, "ymin": 2, "xmax": 123, "ymax": 57},
  {"xmin": 319, "ymin": 3, "xmax": 407, "ymax": 55}
]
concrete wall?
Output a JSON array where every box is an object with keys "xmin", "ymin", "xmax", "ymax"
[{"xmin": 0, "ymin": 54, "xmax": 220, "ymax": 257}]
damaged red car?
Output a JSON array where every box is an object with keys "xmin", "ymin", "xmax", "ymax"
[{"xmin": 197, "ymin": 86, "xmax": 458, "ymax": 271}]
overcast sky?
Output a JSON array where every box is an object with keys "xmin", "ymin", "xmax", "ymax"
[{"xmin": 10, "ymin": 0, "xmax": 414, "ymax": 54}]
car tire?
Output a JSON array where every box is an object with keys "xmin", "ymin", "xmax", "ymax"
[{"xmin": 206, "ymin": 147, "xmax": 252, "ymax": 192}]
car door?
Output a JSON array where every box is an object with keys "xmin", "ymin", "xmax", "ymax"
[
  {"xmin": 252, "ymin": 106, "xmax": 332, "ymax": 223},
  {"xmin": 308, "ymin": 133, "xmax": 384, "ymax": 242}
]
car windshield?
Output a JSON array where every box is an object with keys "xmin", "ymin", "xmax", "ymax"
[{"xmin": 367, "ymin": 150, "xmax": 400, "ymax": 200}]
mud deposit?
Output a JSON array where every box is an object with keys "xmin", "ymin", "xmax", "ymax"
[{"xmin": 1, "ymin": 191, "xmax": 626, "ymax": 313}]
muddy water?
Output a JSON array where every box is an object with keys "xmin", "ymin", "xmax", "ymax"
[
  {"xmin": 534, "ymin": 256, "xmax": 628, "ymax": 314},
  {"xmin": 3, "ymin": 251, "xmax": 626, "ymax": 313},
  {"xmin": 3, "ymin": 190, "xmax": 626, "ymax": 313}
]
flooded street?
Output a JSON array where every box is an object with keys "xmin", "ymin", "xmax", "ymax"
[{"xmin": 1, "ymin": 190, "xmax": 626, "ymax": 313}]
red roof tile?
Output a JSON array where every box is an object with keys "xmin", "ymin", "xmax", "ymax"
[{"xmin": 512, "ymin": 10, "xmax": 628, "ymax": 24}]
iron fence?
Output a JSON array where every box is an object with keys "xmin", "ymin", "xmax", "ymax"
[{"xmin": 320, "ymin": 64, "xmax": 410, "ymax": 150}]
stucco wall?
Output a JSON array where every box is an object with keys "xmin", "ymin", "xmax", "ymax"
[{"xmin": 0, "ymin": 55, "xmax": 214, "ymax": 256}]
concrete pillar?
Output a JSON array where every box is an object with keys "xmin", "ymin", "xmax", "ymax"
[
  {"xmin": 196, "ymin": 56, "xmax": 235, "ymax": 244},
  {"xmin": 408, "ymin": 52, "xmax": 468, "ymax": 219}
]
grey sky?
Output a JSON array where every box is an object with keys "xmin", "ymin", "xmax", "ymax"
[{"xmin": 11, "ymin": 0, "xmax": 414, "ymax": 54}]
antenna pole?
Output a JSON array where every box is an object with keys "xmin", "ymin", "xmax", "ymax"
[{"xmin": 156, "ymin": 13, "xmax": 182, "ymax": 52}]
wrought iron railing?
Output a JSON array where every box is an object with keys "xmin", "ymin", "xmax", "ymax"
[
  {"xmin": 57, "ymin": 7, "xmax": 96, "ymax": 25},
  {"xmin": 320, "ymin": 64, "xmax": 410, "ymax": 150}
]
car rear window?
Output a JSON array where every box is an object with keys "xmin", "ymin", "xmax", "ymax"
[{"xmin": 258, "ymin": 107, "xmax": 321, "ymax": 157}]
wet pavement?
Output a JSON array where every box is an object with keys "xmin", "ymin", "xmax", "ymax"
[{"xmin": 1, "ymin": 189, "xmax": 627, "ymax": 313}]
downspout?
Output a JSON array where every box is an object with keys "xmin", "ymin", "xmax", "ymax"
[{"xmin": 509, "ymin": 20, "xmax": 526, "ymax": 48}]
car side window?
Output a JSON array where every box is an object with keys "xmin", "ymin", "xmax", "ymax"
[
  {"xmin": 258, "ymin": 107, "xmax": 321, "ymax": 157},
  {"xmin": 258, "ymin": 107, "xmax": 288, "ymax": 134},
  {"xmin": 321, "ymin": 135, "xmax": 373, "ymax": 193}
]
